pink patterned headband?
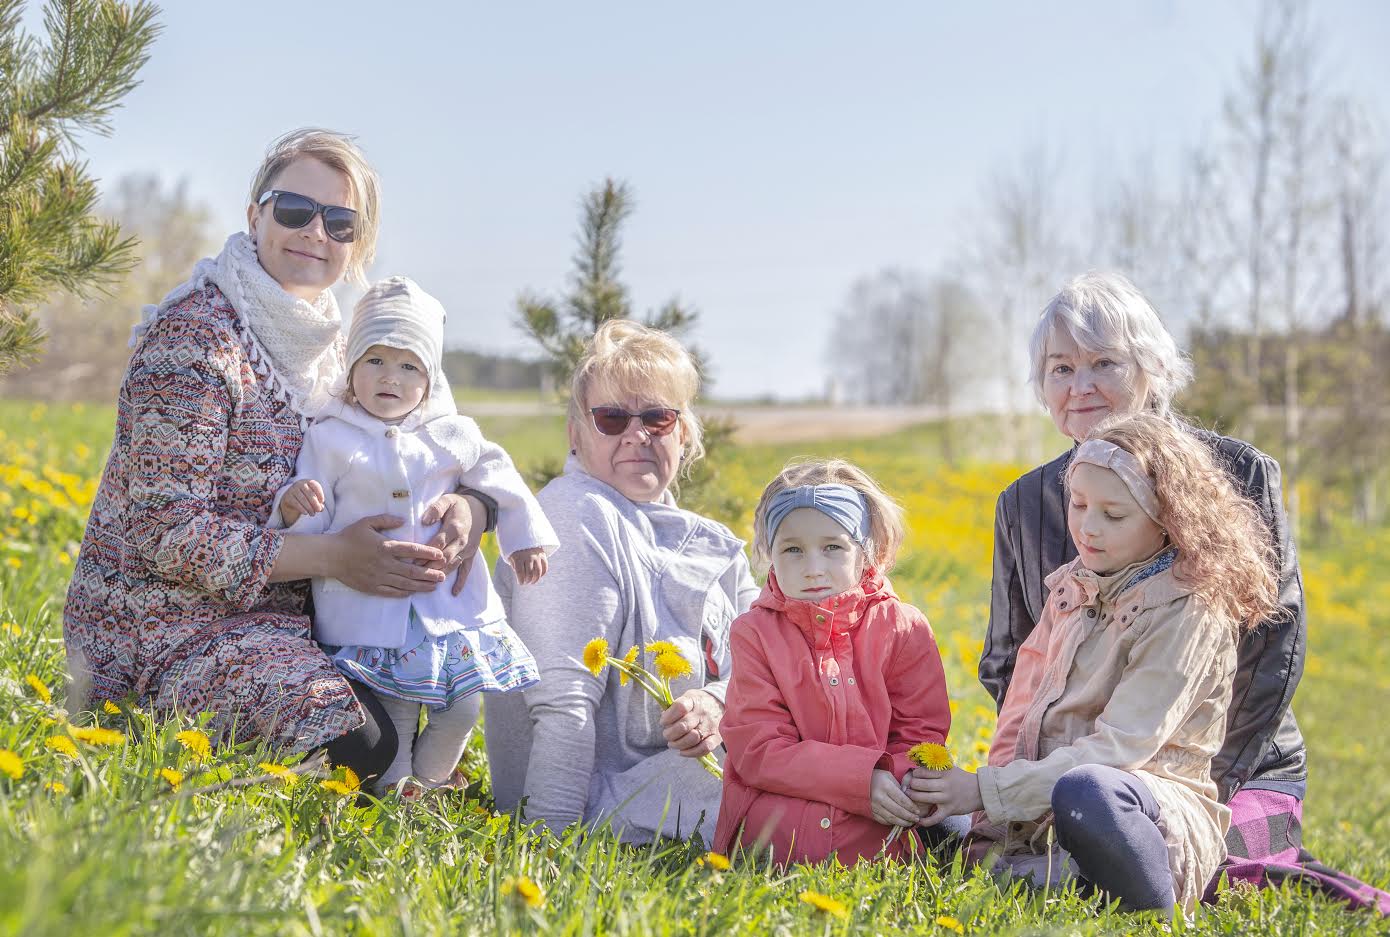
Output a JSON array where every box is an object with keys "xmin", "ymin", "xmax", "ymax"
[{"xmin": 1066, "ymin": 438, "xmax": 1163, "ymax": 524}]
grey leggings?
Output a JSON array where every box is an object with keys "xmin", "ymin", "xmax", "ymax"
[{"xmin": 1052, "ymin": 764, "xmax": 1175, "ymax": 911}]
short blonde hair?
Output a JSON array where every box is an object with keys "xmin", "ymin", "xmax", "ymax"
[
  {"xmin": 751, "ymin": 458, "xmax": 906, "ymax": 574},
  {"xmin": 1083, "ymin": 413, "xmax": 1279, "ymax": 632},
  {"xmin": 1029, "ymin": 271, "xmax": 1193, "ymax": 415},
  {"xmin": 569, "ymin": 319, "xmax": 705, "ymax": 470},
  {"xmin": 248, "ymin": 127, "xmax": 382, "ymax": 287}
]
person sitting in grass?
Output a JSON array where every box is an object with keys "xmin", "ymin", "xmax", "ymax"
[
  {"xmin": 271, "ymin": 276, "xmax": 557, "ymax": 794},
  {"xmin": 714, "ymin": 458, "xmax": 951, "ymax": 864},
  {"xmin": 913, "ymin": 413, "xmax": 1278, "ymax": 913}
]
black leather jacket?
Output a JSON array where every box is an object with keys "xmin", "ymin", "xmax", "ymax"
[{"xmin": 981, "ymin": 429, "xmax": 1308, "ymax": 802}]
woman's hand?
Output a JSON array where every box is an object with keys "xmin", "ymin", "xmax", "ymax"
[
  {"xmin": 870, "ymin": 769, "xmax": 922, "ymax": 828},
  {"xmin": 421, "ymin": 492, "xmax": 488, "ymax": 595},
  {"xmin": 906, "ymin": 766, "xmax": 984, "ymax": 826},
  {"xmin": 659, "ymin": 689, "xmax": 724, "ymax": 758},
  {"xmin": 330, "ymin": 514, "xmax": 447, "ymax": 597}
]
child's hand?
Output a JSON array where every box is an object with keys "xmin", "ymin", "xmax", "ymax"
[
  {"xmin": 280, "ymin": 479, "xmax": 325, "ymax": 526},
  {"xmin": 870, "ymin": 768, "xmax": 921, "ymax": 829},
  {"xmin": 510, "ymin": 547, "xmax": 548, "ymax": 585},
  {"xmin": 905, "ymin": 766, "xmax": 984, "ymax": 826}
]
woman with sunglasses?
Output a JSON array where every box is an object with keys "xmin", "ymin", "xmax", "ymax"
[
  {"xmin": 486, "ymin": 319, "xmax": 758, "ymax": 843},
  {"xmin": 63, "ymin": 128, "xmax": 491, "ymax": 785}
]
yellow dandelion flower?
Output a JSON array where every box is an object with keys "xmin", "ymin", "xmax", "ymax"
[
  {"xmin": 159, "ymin": 768, "xmax": 184, "ymax": 790},
  {"xmin": 174, "ymin": 729, "xmax": 211, "ymax": 760},
  {"xmin": 102, "ymin": 700, "xmax": 121, "ymax": 715},
  {"xmin": 45, "ymin": 781, "xmax": 67, "ymax": 794},
  {"xmin": 5, "ymin": 556, "xmax": 20, "ymax": 569},
  {"xmin": 45, "ymin": 735, "xmax": 77, "ymax": 758},
  {"xmin": 258, "ymin": 762, "xmax": 299, "ymax": 786},
  {"xmin": 698, "ymin": 851, "xmax": 731, "ymax": 871},
  {"xmin": 342, "ymin": 766, "xmax": 361, "ymax": 792},
  {"xmin": 320, "ymin": 779, "xmax": 355, "ymax": 796},
  {"xmin": 500, "ymin": 875, "xmax": 545, "ymax": 909},
  {"xmin": 645, "ymin": 639, "xmax": 680, "ymax": 657},
  {"xmin": 68, "ymin": 726, "xmax": 125, "ymax": 747},
  {"xmin": 618, "ymin": 645, "xmax": 639, "ymax": 686},
  {"xmin": 908, "ymin": 742, "xmax": 953, "ymax": 771},
  {"xmin": 57, "ymin": 551, "xmax": 71, "ymax": 565},
  {"xmin": 1, "ymin": 621, "xmax": 20, "ymax": 637},
  {"xmin": 582, "ymin": 637, "xmax": 609, "ymax": 678},
  {"xmin": 0, "ymin": 749, "xmax": 23, "ymax": 780},
  {"xmin": 25, "ymin": 673, "xmax": 51, "ymax": 704},
  {"xmin": 972, "ymin": 740, "xmax": 990, "ymax": 756},
  {"xmin": 799, "ymin": 890, "xmax": 848, "ymax": 920},
  {"xmin": 936, "ymin": 914, "xmax": 965, "ymax": 933},
  {"xmin": 654, "ymin": 649, "xmax": 693, "ymax": 681}
]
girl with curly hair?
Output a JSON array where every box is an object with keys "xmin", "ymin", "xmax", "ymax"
[{"xmin": 912, "ymin": 412, "xmax": 1278, "ymax": 913}]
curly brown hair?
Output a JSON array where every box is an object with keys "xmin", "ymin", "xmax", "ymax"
[
  {"xmin": 1083, "ymin": 413, "xmax": 1280, "ymax": 632},
  {"xmin": 751, "ymin": 458, "xmax": 905, "ymax": 574}
]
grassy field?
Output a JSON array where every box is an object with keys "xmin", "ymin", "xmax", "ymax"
[{"xmin": 1, "ymin": 399, "xmax": 1387, "ymax": 935}]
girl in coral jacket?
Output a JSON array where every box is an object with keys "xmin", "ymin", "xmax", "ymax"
[
  {"xmin": 714, "ymin": 458, "xmax": 951, "ymax": 864},
  {"xmin": 911, "ymin": 413, "xmax": 1280, "ymax": 913}
]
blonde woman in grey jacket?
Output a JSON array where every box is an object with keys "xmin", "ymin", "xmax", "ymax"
[{"xmin": 486, "ymin": 320, "xmax": 758, "ymax": 843}]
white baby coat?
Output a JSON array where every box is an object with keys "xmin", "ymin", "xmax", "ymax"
[{"xmin": 271, "ymin": 398, "xmax": 558, "ymax": 649}]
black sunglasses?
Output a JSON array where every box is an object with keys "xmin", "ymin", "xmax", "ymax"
[
  {"xmin": 257, "ymin": 189, "xmax": 358, "ymax": 243},
  {"xmin": 589, "ymin": 406, "xmax": 681, "ymax": 437}
]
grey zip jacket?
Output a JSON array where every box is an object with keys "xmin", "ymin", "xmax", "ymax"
[{"xmin": 981, "ymin": 429, "xmax": 1307, "ymax": 802}]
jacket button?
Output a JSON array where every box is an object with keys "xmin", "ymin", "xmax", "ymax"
[
  {"xmin": 385, "ymin": 427, "xmax": 399, "ymax": 438},
  {"xmin": 1086, "ymin": 609, "xmax": 1096, "ymax": 618},
  {"xmin": 847, "ymin": 677, "xmax": 855, "ymax": 686},
  {"xmin": 820, "ymin": 817, "xmax": 831, "ymax": 829},
  {"xmin": 829, "ymin": 677, "xmax": 839, "ymax": 686},
  {"xmin": 815, "ymin": 614, "xmax": 826, "ymax": 623},
  {"xmin": 392, "ymin": 489, "xmax": 409, "ymax": 499}
]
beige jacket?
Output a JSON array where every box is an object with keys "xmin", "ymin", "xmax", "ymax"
[{"xmin": 970, "ymin": 551, "xmax": 1235, "ymax": 911}]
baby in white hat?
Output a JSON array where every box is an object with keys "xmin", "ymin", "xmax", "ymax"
[{"xmin": 272, "ymin": 276, "xmax": 558, "ymax": 794}]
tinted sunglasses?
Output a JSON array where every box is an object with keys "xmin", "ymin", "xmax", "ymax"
[
  {"xmin": 257, "ymin": 189, "xmax": 358, "ymax": 243},
  {"xmin": 588, "ymin": 406, "xmax": 681, "ymax": 437}
]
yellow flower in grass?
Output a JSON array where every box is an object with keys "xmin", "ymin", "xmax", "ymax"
[
  {"xmin": 582, "ymin": 637, "xmax": 609, "ymax": 678},
  {"xmin": 258, "ymin": 762, "xmax": 299, "ymax": 786},
  {"xmin": 343, "ymin": 767, "xmax": 361, "ymax": 791},
  {"xmin": 697, "ymin": 851, "xmax": 731, "ymax": 871},
  {"xmin": 45, "ymin": 781, "xmax": 67, "ymax": 795},
  {"xmin": 800, "ymin": 890, "xmax": 848, "ymax": 920},
  {"xmin": 45, "ymin": 735, "xmax": 77, "ymax": 758},
  {"xmin": 68, "ymin": 726, "xmax": 125, "ymax": 747},
  {"xmin": 654, "ymin": 649, "xmax": 692, "ymax": 681},
  {"xmin": 645, "ymin": 639, "xmax": 679, "ymax": 657},
  {"xmin": 174, "ymin": 729, "xmax": 211, "ymax": 760},
  {"xmin": 0, "ymin": 749, "xmax": 23, "ymax": 780},
  {"xmin": 321, "ymin": 766, "xmax": 361, "ymax": 797},
  {"xmin": 500, "ymin": 874, "xmax": 545, "ymax": 909},
  {"xmin": 25, "ymin": 674, "xmax": 51, "ymax": 704},
  {"xmin": 908, "ymin": 742, "xmax": 953, "ymax": 771},
  {"xmin": 1, "ymin": 621, "xmax": 20, "ymax": 637},
  {"xmin": 618, "ymin": 646, "xmax": 639, "ymax": 686},
  {"xmin": 159, "ymin": 768, "xmax": 184, "ymax": 790},
  {"xmin": 936, "ymin": 914, "xmax": 965, "ymax": 933},
  {"xmin": 102, "ymin": 700, "xmax": 121, "ymax": 715}
]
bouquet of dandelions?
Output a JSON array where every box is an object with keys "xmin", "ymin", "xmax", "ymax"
[
  {"xmin": 582, "ymin": 637, "xmax": 723, "ymax": 780},
  {"xmin": 883, "ymin": 741, "xmax": 954, "ymax": 848}
]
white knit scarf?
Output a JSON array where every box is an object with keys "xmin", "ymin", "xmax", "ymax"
[{"xmin": 130, "ymin": 232, "xmax": 346, "ymax": 420}]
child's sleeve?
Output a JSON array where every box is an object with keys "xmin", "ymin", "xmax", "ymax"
[
  {"xmin": 720, "ymin": 616, "xmax": 884, "ymax": 820},
  {"xmin": 455, "ymin": 429, "xmax": 559, "ymax": 559},
  {"xmin": 879, "ymin": 604, "xmax": 952, "ymax": 781},
  {"xmin": 267, "ymin": 422, "xmax": 339, "ymax": 535}
]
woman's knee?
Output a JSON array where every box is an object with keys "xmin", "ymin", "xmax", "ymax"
[{"xmin": 323, "ymin": 680, "xmax": 399, "ymax": 782}]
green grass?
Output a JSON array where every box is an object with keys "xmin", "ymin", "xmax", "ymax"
[{"xmin": 1, "ymin": 400, "xmax": 1388, "ymax": 935}]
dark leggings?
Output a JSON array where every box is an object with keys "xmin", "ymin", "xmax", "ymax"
[
  {"xmin": 321, "ymin": 678, "xmax": 399, "ymax": 785},
  {"xmin": 1052, "ymin": 764, "xmax": 1176, "ymax": 911}
]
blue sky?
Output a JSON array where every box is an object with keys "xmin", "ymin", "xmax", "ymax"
[{"xmin": 30, "ymin": 1, "xmax": 1390, "ymax": 398}]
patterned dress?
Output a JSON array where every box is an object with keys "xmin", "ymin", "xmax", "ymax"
[{"xmin": 62, "ymin": 284, "xmax": 363, "ymax": 752}]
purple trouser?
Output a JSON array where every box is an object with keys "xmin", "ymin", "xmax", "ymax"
[{"xmin": 1205, "ymin": 788, "xmax": 1390, "ymax": 915}]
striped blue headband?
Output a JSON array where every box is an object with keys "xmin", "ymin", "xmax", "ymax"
[{"xmin": 765, "ymin": 484, "xmax": 871, "ymax": 549}]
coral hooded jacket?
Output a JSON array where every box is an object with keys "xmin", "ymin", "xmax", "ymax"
[{"xmin": 714, "ymin": 569, "xmax": 951, "ymax": 864}]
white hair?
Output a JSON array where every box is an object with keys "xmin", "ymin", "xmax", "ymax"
[{"xmin": 1028, "ymin": 271, "xmax": 1193, "ymax": 414}]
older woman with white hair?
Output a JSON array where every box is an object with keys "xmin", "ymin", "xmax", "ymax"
[
  {"xmin": 63, "ymin": 129, "xmax": 491, "ymax": 785},
  {"xmin": 973, "ymin": 271, "xmax": 1390, "ymax": 912},
  {"xmin": 486, "ymin": 319, "xmax": 758, "ymax": 843}
]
